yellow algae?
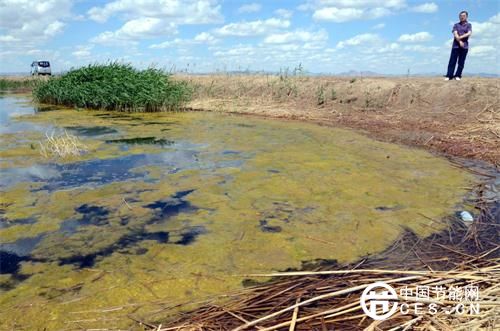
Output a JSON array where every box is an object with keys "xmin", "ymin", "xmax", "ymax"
[{"xmin": 0, "ymin": 99, "xmax": 476, "ymax": 330}]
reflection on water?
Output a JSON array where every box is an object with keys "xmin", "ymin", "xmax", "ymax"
[
  {"xmin": 0, "ymin": 142, "xmax": 244, "ymax": 191},
  {"xmin": 0, "ymin": 95, "xmax": 51, "ymax": 134},
  {"xmin": 0, "ymin": 95, "xmax": 475, "ymax": 329}
]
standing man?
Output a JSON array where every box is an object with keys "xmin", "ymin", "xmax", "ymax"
[{"xmin": 445, "ymin": 11, "xmax": 472, "ymax": 81}]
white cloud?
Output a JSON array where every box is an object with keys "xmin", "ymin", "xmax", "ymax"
[
  {"xmin": 470, "ymin": 45, "xmax": 496, "ymax": 57},
  {"xmin": 274, "ymin": 8, "xmax": 293, "ymax": 19},
  {"xmin": 306, "ymin": 1, "xmax": 406, "ymax": 9},
  {"xmin": 91, "ymin": 17, "xmax": 177, "ymax": 46},
  {"xmin": 0, "ymin": 0, "xmax": 73, "ymax": 49},
  {"xmin": 369, "ymin": 7, "xmax": 392, "ymax": 19},
  {"xmin": 403, "ymin": 45, "xmax": 440, "ymax": 52},
  {"xmin": 470, "ymin": 13, "xmax": 500, "ymax": 43},
  {"xmin": 238, "ymin": 3, "xmax": 262, "ymax": 14},
  {"xmin": 0, "ymin": 35, "xmax": 20, "ymax": 42},
  {"xmin": 308, "ymin": 0, "xmax": 407, "ymax": 22},
  {"xmin": 410, "ymin": 3, "xmax": 438, "ymax": 14},
  {"xmin": 214, "ymin": 18, "xmax": 290, "ymax": 37},
  {"xmin": 213, "ymin": 45, "xmax": 256, "ymax": 57},
  {"xmin": 87, "ymin": 1, "xmax": 222, "ymax": 47},
  {"xmin": 45, "ymin": 21, "xmax": 66, "ymax": 37},
  {"xmin": 264, "ymin": 29, "xmax": 328, "ymax": 44},
  {"xmin": 377, "ymin": 42, "xmax": 400, "ymax": 53},
  {"xmin": 87, "ymin": 0, "xmax": 223, "ymax": 24},
  {"xmin": 372, "ymin": 23, "xmax": 385, "ymax": 29},
  {"xmin": 150, "ymin": 38, "xmax": 187, "ymax": 49},
  {"xmin": 194, "ymin": 32, "xmax": 218, "ymax": 43},
  {"xmin": 72, "ymin": 45, "xmax": 94, "ymax": 58},
  {"xmin": 466, "ymin": 13, "xmax": 500, "ymax": 59},
  {"xmin": 398, "ymin": 32, "xmax": 433, "ymax": 42},
  {"xmin": 490, "ymin": 13, "xmax": 500, "ymax": 24},
  {"xmin": 150, "ymin": 32, "xmax": 218, "ymax": 49},
  {"xmin": 313, "ymin": 7, "xmax": 363, "ymax": 22},
  {"xmin": 336, "ymin": 33, "xmax": 382, "ymax": 48},
  {"xmin": 312, "ymin": 6, "xmax": 397, "ymax": 22}
]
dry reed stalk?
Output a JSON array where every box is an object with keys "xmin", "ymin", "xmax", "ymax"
[{"xmin": 39, "ymin": 130, "xmax": 88, "ymax": 158}]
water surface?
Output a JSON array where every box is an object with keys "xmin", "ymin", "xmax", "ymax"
[{"xmin": 0, "ymin": 95, "xmax": 475, "ymax": 329}]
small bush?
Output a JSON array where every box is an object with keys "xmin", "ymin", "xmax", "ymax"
[
  {"xmin": 316, "ymin": 85, "xmax": 326, "ymax": 106},
  {"xmin": 330, "ymin": 88, "xmax": 337, "ymax": 101},
  {"xmin": 269, "ymin": 69, "xmax": 299, "ymax": 101},
  {"xmin": 33, "ymin": 63, "xmax": 192, "ymax": 112}
]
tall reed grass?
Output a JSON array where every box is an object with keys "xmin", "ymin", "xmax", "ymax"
[{"xmin": 33, "ymin": 63, "xmax": 192, "ymax": 112}]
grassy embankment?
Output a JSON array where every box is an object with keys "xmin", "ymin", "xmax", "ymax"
[{"xmin": 32, "ymin": 63, "xmax": 192, "ymax": 112}]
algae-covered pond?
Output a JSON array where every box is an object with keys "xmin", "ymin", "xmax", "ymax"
[{"xmin": 0, "ymin": 94, "xmax": 475, "ymax": 329}]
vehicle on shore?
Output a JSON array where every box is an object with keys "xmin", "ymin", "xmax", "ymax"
[{"xmin": 30, "ymin": 61, "xmax": 51, "ymax": 76}]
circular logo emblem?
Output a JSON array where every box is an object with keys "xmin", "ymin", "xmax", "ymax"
[{"xmin": 360, "ymin": 281, "xmax": 399, "ymax": 320}]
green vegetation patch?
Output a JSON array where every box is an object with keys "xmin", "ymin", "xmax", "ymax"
[
  {"xmin": 0, "ymin": 78, "xmax": 35, "ymax": 90},
  {"xmin": 32, "ymin": 63, "xmax": 193, "ymax": 112}
]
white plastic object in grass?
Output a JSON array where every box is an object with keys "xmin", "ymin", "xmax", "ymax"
[{"xmin": 460, "ymin": 211, "xmax": 473, "ymax": 223}]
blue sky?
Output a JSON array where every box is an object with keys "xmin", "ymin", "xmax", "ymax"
[{"xmin": 0, "ymin": 0, "xmax": 498, "ymax": 74}]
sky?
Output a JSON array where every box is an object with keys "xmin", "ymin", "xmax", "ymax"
[{"xmin": 0, "ymin": 0, "xmax": 499, "ymax": 75}]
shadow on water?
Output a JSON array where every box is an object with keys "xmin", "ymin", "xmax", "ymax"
[
  {"xmin": 0, "ymin": 234, "xmax": 45, "ymax": 257},
  {"xmin": 259, "ymin": 220, "xmax": 282, "ymax": 233},
  {"xmin": 57, "ymin": 230, "xmax": 170, "ymax": 268},
  {"xmin": 1, "ymin": 145, "xmax": 245, "ymax": 191},
  {"xmin": 174, "ymin": 226, "xmax": 208, "ymax": 245},
  {"xmin": 2, "ymin": 222, "xmax": 208, "ymax": 279},
  {"xmin": 0, "ymin": 189, "xmax": 206, "ymax": 278},
  {"xmin": 0, "ymin": 234, "xmax": 45, "ymax": 278},
  {"xmin": 94, "ymin": 113, "xmax": 133, "ymax": 119},
  {"xmin": 59, "ymin": 204, "xmax": 110, "ymax": 234},
  {"xmin": 105, "ymin": 137, "xmax": 174, "ymax": 146},
  {"xmin": 57, "ymin": 224, "xmax": 207, "ymax": 269},
  {"xmin": 144, "ymin": 189, "xmax": 198, "ymax": 223},
  {"xmin": 0, "ymin": 217, "xmax": 37, "ymax": 229},
  {"xmin": 65, "ymin": 126, "xmax": 118, "ymax": 136},
  {"xmin": 0, "ymin": 149, "xmax": 198, "ymax": 191}
]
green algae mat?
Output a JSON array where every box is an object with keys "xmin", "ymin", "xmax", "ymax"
[{"xmin": 0, "ymin": 94, "xmax": 475, "ymax": 329}]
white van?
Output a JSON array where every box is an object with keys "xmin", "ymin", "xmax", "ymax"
[{"xmin": 31, "ymin": 61, "xmax": 51, "ymax": 76}]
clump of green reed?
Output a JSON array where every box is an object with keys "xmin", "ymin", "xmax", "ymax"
[
  {"xmin": 33, "ymin": 63, "xmax": 192, "ymax": 112},
  {"xmin": 0, "ymin": 78, "xmax": 35, "ymax": 90}
]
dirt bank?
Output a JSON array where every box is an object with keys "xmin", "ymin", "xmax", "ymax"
[{"xmin": 181, "ymin": 75, "xmax": 499, "ymax": 167}]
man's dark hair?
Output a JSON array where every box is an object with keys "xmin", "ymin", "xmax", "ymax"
[{"xmin": 460, "ymin": 11, "xmax": 468, "ymax": 17}]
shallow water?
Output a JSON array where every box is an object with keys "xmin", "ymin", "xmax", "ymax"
[{"xmin": 0, "ymin": 94, "xmax": 475, "ymax": 329}]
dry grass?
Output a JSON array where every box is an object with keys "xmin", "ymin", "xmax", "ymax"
[{"xmin": 39, "ymin": 130, "xmax": 88, "ymax": 158}]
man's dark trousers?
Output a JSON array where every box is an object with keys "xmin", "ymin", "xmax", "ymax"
[{"xmin": 446, "ymin": 48, "xmax": 468, "ymax": 79}]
